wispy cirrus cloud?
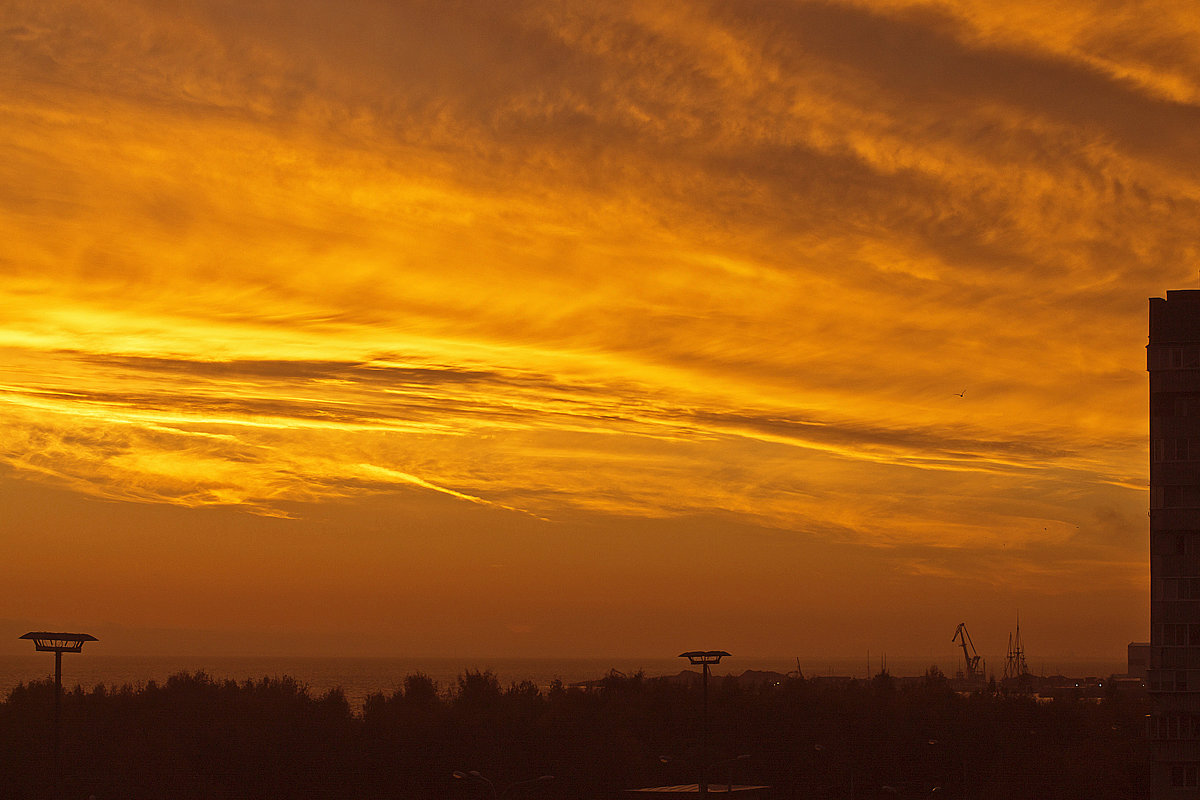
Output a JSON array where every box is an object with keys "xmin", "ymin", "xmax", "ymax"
[
  {"xmin": 0, "ymin": 0, "xmax": 1179, "ymax": 654},
  {"xmin": 0, "ymin": 342, "xmax": 1142, "ymax": 552}
]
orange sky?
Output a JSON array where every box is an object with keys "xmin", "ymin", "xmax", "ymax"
[{"xmin": 2, "ymin": 0, "xmax": 1197, "ymax": 664}]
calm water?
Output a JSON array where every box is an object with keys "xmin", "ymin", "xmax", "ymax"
[{"xmin": 0, "ymin": 654, "xmax": 1125, "ymax": 711}]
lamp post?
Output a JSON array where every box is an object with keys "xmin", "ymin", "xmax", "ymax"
[
  {"xmin": 679, "ymin": 650, "xmax": 730, "ymax": 798},
  {"xmin": 19, "ymin": 632, "xmax": 97, "ymax": 800}
]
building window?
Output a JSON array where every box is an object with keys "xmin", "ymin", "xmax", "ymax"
[
  {"xmin": 1151, "ymin": 716, "xmax": 1200, "ymax": 740},
  {"xmin": 1154, "ymin": 486, "xmax": 1200, "ymax": 509},
  {"xmin": 1153, "ymin": 439, "xmax": 1194, "ymax": 462},
  {"xmin": 1149, "ymin": 670, "xmax": 1200, "ymax": 692},
  {"xmin": 1151, "ymin": 394, "xmax": 1200, "ymax": 416},
  {"xmin": 1152, "ymin": 580, "xmax": 1200, "ymax": 601},
  {"xmin": 1152, "ymin": 623, "xmax": 1200, "ymax": 645},
  {"xmin": 1151, "ymin": 345, "xmax": 1200, "ymax": 370},
  {"xmin": 1153, "ymin": 531, "xmax": 1200, "ymax": 555},
  {"xmin": 1171, "ymin": 764, "xmax": 1200, "ymax": 788}
]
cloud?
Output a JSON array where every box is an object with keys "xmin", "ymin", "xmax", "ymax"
[{"xmin": 0, "ymin": 0, "xmax": 1171, "ymax": 625}]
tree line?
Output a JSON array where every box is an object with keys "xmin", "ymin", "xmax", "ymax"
[{"xmin": 0, "ymin": 667, "xmax": 1147, "ymax": 799}]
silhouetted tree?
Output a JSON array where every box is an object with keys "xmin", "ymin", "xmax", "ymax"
[{"xmin": 0, "ymin": 667, "xmax": 1150, "ymax": 800}]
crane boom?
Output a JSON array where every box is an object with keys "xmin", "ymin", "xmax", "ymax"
[{"xmin": 952, "ymin": 622, "xmax": 982, "ymax": 680}]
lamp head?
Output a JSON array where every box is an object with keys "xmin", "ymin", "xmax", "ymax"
[
  {"xmin": 678, "ymin": 650, "xmax": 730, "ymax": 665},
  {"xmin": 19, "ymin": 632, "xmax": 97, "ymax": 653}
]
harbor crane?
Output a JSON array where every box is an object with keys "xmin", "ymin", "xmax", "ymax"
[{"xmin": 952, "ymin": 622, "xmax": 983, "ymax": 681}]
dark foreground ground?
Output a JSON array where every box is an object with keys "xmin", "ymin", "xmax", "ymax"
[{"xmin": 0, "ymin": 667, "xmax": 1148, "ymax": 800}]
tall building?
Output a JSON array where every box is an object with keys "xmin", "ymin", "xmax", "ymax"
[{"xmin": 1149, "ymin": 289, "xmax": 1200, "ymax": 796}]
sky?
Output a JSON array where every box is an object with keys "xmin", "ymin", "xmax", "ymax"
[{"xmin": 2, "ymin": 0, "xmax": 1197, "ymax": 665}]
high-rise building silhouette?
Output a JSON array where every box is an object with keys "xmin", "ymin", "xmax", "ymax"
[{"xmin": 1149, "ymin": 289, "xmax": 1200, "ymax": 796}]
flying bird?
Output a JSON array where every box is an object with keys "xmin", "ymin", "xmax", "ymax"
[{"xmin": 954, "ymin": 389, "xmax": 966, "ymax": 397}]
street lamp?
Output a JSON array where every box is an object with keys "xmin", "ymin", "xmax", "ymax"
[
  {"xmin": 679, "ymin": 650, "xmax": 730, "ymax": 798},
  {"xmin": 19, "ymin": 631, "xmax": 97, "ymax": 800}
]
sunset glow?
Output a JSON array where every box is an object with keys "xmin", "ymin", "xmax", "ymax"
[{"xmin": 3, "ymin": 0, "xmax": 1193, "ymax": 662}]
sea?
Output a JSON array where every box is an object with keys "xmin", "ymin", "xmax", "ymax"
[{"xmin": 0, "ymin": 654, "xmax": 1126, "ymax": 712}]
